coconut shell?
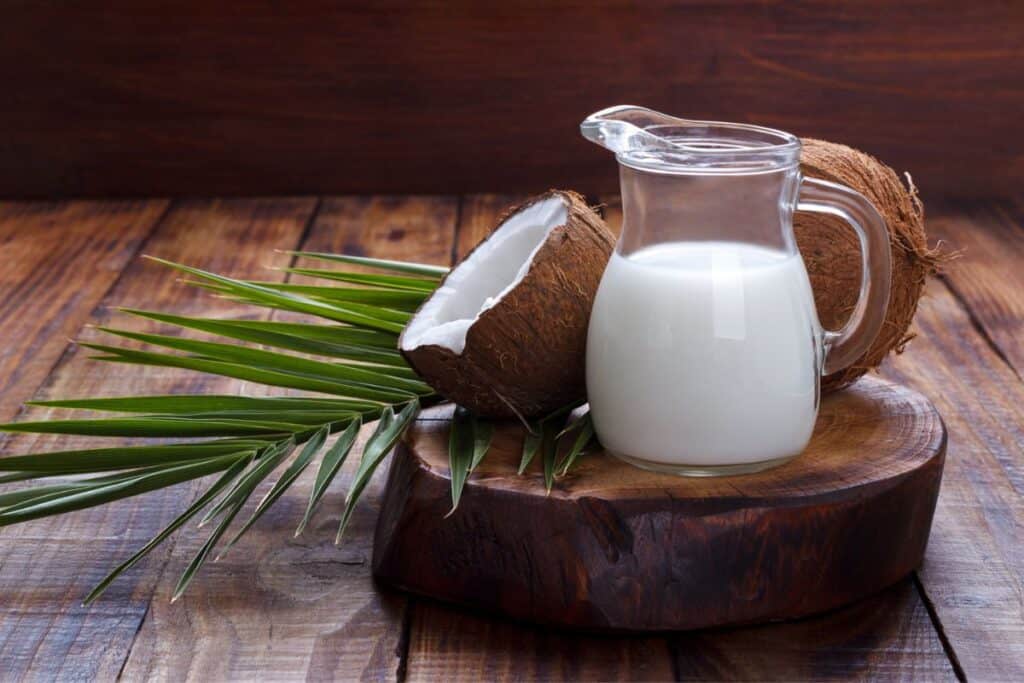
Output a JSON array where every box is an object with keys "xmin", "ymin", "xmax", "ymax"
[
  {"xmin": 401, "ymin": 190, "xmax": 615, "ymax": 418},
  {"xmin": 797, "ymin": 139, "xmax": 939, "ymax": 393}
]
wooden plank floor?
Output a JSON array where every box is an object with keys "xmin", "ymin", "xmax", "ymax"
[{"xmin": 0, "ymin": 194, "xmax": 1021, "ymax": 681}]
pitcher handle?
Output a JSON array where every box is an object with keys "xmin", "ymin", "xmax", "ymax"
[{"xmin": 797, "ymin": 177, "xmax": 892, "ymax": 376}]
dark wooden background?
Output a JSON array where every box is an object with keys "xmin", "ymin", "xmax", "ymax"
[{"xmin": 1, "ymin": 1, "xmax": 1021, "ymax": 200}]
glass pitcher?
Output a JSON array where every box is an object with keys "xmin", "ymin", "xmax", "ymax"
[{"xmin": 581, "ymin": 105, "xmax": 891, "ymax": 476}]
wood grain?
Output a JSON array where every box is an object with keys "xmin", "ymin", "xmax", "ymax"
[
  {"xmin": 117, "ymin": 196, "xmax": 458, "ymax": 682},
  {"xmin": 1, "ymin": 3, "xmax": 1021, "ymax": 199},
  {"xmin": 0, "ymin": 198, "xmax": 315, "ymax": 680},
  {"xmin": 883, "ymin": 280, "xmax": 1024, "ymax": 681},
  {"xmin": 927, "ymin": 199, "xmax": 1024, "ymax": 377},
  {"xmin": 402, "ymin": 194, "xmax": 677, "ymax": 681},
  {"xmin": 0, "ymin": 200, "xmax": 168, "ymax": 420},
  {"xmin": 376, "ymin": 377, "xmax": 945, "ymax": 631},
  {"xmin": 673, "ymin": 579, "xmax": 956, "ymax": 681},
  {"xmin": 405, "ymin": 606, "xmax": 675, "ymax": 683}
]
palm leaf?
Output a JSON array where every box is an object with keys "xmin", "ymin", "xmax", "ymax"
[
  {"xmin": 446, "ymin": 409, "xmax": 496, "ymax": 513},
  {"xmin": 0, "ymin": 416, "xmax": 304, "ymax": 438},
  {"xmin": 85, "ymin": 345, "xmax": 409, "ymax": 402},
  {"xmin": 242, "ymin": 282, "xmax": 427, "ymax": 309},
  {"xmin": 314, "ymin": 301, "xmax": 411, "ymax": 325},
  {"xmin": 557, "ymin": 410, "xmax": 596, "ymax": 476},
  {"xmin": 29, "ymin": 402, "xmax": 364, "ymax": 428},
  {"xmin": 517, "ymin": 401, "xmax": 582, "ymax": 476},
  {"xmin": 172, "ymin": 489, "xmax": 247, "ymax": 602},
  {"xmin": 198, "ymin": 439, "xmax": 294, "ymax": 526},
  {"xmin": 92, "ymin": 330, "xmax": 430, "ymax": 395},
  {"xmin": 284, "ymin": 268, "xmax": 439, "ymax": 292},
  {"xmin": 541, "ymin": 421, "xmax": 561, "ymax": 493},
  {"xmin": 447, "ymin": 408, "xmax": 475, "ymax": 513},
  {"xmin": 220, "ymin": 425, "xmax": 330, "ymax": 555},
  {"xmin": 0, "ymin": 440, "xmax": 268, "ymax": 475},
  {"xmin": 83, "ymin": 453, "xmax": 253, "ymax": 604},
  {"xmin": 287, "ymin": 252, "xmax": 449, "ymax": 277},
  {"xmin": 0, "ymin": 481, "xmax": 113, "ymax": 509},
  {"xmin": 336, "ymin": 400, "xmax": 419, "ymax": 542},
  {"xmin": 519, "ymin": 419, "xmax": 543, "ymax": 475},
  {"xmin": 0, "ymin": 248, "xmax": 580, "ymax": 602},
  {"xmin": 147, "ymin": 257, "xmax": 406, "ymax": 333},
  {"xmin": 0, "ymin": 454, "xmax": 243, "ymax": 526},
  {"xmin": 121, "ymin": 311, "xmax": 401, "ymax": 352},
  {"xmin": 32, "ymin": 395, "xmax": 374, "ymax": 415},
  {"xmin": 296, "ymin": 417, "xmax": 361, "ymax": 536},
  {"xmin": 469, "ymin": 415, "xmax": 495, "ymax": 472}
]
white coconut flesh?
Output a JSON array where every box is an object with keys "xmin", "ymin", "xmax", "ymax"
[{"xmin": 400, "ymin": 196, "xmax": 569, "ymax": 355}]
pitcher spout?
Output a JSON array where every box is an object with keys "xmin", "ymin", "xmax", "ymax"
[
  {"xmin": 580, "ymin": 105, "xmax": 691, "ymax": 156},
  {"xmin": 581, "ymin": 105, "xmax": 800, "ymax": 174}
]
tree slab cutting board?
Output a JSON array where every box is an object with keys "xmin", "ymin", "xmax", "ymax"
[{"xmin": 372, "ymin": 376, "xmax": 945, "ymax": 632}]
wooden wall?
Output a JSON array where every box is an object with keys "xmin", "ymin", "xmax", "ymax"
[{"xmin": 1, "ymin": 2, "xmax": 1021, "ymax": 199}]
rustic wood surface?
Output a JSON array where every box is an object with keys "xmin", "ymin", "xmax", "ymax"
[
  {"xmin": 0, "ymin": 200, "xmax": 168, "ymax": 421},
  {"xmin": 0, "ymin": 194, "xmax": 1021, "ymax": 680},
  {"xmin": 881, "ymin": 215, "xmax": 1024, "ymax": 681},
  {"xmin": 375, "ymin": 377, "xmax": 945, "ymax": 631},
  {"xmin": 2, "ymin": 3, "xmax": 1022, "ymax": 200},
  {"xmin": 0, "ymin": 198, "xmax": 315, "ymax": 680}
]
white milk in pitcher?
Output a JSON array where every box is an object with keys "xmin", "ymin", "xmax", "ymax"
[{"xmin": 586, "ymin": 241, "xmax": 822, "ymax": 469}]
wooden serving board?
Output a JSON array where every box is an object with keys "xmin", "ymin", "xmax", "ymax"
[{"xmin": 372, "ymin": 376, "xmax": 945, "ymax": 632}]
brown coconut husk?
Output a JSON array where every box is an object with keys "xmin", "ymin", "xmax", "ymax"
[
  {"xmin": 401, "ymin": 190, "xmax": 615, "ymax": 418},
  {"xmin": 797, "ymin": 139, "xmax": 942, "ymax": 393}
]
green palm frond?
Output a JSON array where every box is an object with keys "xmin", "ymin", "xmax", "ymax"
[
  {"xmin": 557, "ymin": 411, "xmax": 596, "ymax": 476},
  {"xmin": 0, "ymin": 252, "xmax": 596, "ymax": 602},
  {"xmin": 297, "ymin": 417, "xmax": 361, "ymax": 536},
  {"xmin": 337, "ymin": 400, "xmax": 420, "ymax": 543},
  {"xmin": 285, "ymin": 251, "xmax": 450, "ymax": 277},
  {"xmin": 283, "ymin": 268, "xmax": 440, "ymax": 291}
]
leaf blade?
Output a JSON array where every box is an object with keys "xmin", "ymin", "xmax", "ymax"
[
  {"xmin": 0, "ymin": 440, "xmax": 270, "ymax": 474},
  {"xmin": 447, "ymin": 408, "xmax": 474, "ymax": 513},
  {"xmin": 287, "ymin": 252, "xmax": 449, "ymax": 277},
  {"xmin": 0, "ymin": 454, "xmax": 242, "ymax": 527},
  {"xmin": 32, "ymin": 395, "xmax": 378, "ymax": 416},
  {"xmin": 220, "ymin": 425, "xmax": 331, "ymax": 555},
  {"xmin": 83, "ymin": 453, "xmax": 253, "ymax": 604},
  {"xmin": 120, "ymin": 310, "xmax": 401, "ymax": 353},
  {"xmin": 198, "ymin": 439, "xmax": 294, "ymax": 526},
  {"xmin": 82, "ymin": 345, "xmax": 408, "ymax": 402},
  {"xmin": 93, "ymin": 329, "xmax": 430, "ymax": 395},
  {"xmin": 336, "ymin": 400, "xmax": 419, "ymax": 543},
  {"xmin": 557, "ymin": 411, "xmax": 596, "ymax": 476},
  {"xmin": 469, "ymin": 415, "xmax": 494, "ymax": 472},
  {"xmin": 542, "ymin": 421, "xmax": 560, "ymax": 493},
  {"xmin": 284, "ymin": 268, "xmax": 439, "ymax": 291},
  {"xmin": 242, "ymin": 282, "xmax": 427, "ymax": 309},
  {"xmin": 0, "ymin": 416, "xmax": 305, "ymax": 438},
  {"xmin": 146, "ymin": 257, "xmax": 406, "ymax": 333},
  {"xmin": 519, "ymin": 419, "xmax": 543, "ymax": 475},
  {"xmin": 296, "ymin": 416, "xmax": 362, "ymax": 536}
]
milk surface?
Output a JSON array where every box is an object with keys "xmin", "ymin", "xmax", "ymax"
[{"xmin": 586, "ymin": 241, "xmax": 822, "ymax": 467}]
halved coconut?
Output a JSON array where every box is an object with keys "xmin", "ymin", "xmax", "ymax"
[{"xmin": 400, "ymin": 190, "xmax": 615, "ymax": 418}]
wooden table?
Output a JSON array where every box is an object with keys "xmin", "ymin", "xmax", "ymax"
[{"xmin": 0, "ymin": 194, "xmax": 1021, "ymax": 681}]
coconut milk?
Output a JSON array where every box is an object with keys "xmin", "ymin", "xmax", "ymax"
[{"xmin": 586, "ymin": 241, "xmax": 822, "ymax": 469}]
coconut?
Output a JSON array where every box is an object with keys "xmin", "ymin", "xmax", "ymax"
[
  {"xmin": 400, "ymin": 190, "xmax": 614, "ymax": 418},
  {"xmin": 797, "ymin": 138, "xmax": 940, "ymax": 393}
]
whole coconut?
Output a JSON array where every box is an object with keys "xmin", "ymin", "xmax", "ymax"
[{"xmin": 797, "ymin": 139, "xmax": 940, "ymax": 393}]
